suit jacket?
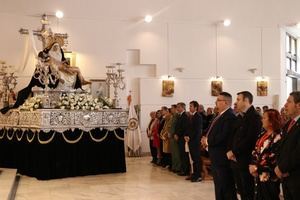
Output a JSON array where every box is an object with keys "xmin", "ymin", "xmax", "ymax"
[
  {"xmin": 198, "ymin": 112, "xmax": 208, "ymax": 131},
  {"xmin": 174, "ymin": 112, "xmax": 189, "ymax": 138},
  {"xmin": 208, "ymin": 108, "xmax": 237, "ymax": 167},
  {"xmin": 185, "ymin": 112, "xmax": 202, "ymax": 147},
  {"xmin": 229, "ymin": 105, "xmax": 262, "ymax": 168},
  {"xmin": 277, "ymin": 118, "xmax": 300, "ymax": 186}
]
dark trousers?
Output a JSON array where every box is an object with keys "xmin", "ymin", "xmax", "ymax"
[
  {"xmin": 189, "ymin": 143, "xmax": 202, "ymax": 179},
  {"xmin": 282, "ymin": 178, "xmax": 300, "ymax": 200},
  {"xmin": 212, "ymin": 166, "xmax": 237, "ymax": 200},
  {"xmin": 232, "ymin": 164, "xmax": 254, "ymax": 200},
  {"xmin": 149, "ymin": 140, "xmax": 157, "ymax": 162},
  {"xmin": 162, "ymin": 153, "xmax": 171, "ymax": 167},
  {"xmin": 159, "ymin": 139, "xmax": 167, "ymax": 166},
  {"xmin": 178, "ymin": 138, "xmax": 190, "ymax": 174},
  {"xmin": 256, "ymin": 179, "xmax": 280, "ymax": 200}
]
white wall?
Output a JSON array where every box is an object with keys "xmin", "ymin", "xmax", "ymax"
[
  {"xmin": 0, "ymin": 13, "xmax": 284, "ymax": 153},
  {"xmin": 138, "ymin": 25, "xmax": 283, "ymax": 152}
]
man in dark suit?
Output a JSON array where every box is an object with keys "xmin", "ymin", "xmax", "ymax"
[
  {"xmin": 227, "ymin": 91, "xmax": 262, "ymax": 200},
  {"xmin": 275, "ymin": 91, "xmax": 300, "ymax": 200},
  {"xmin": 184, "ymin": 101, "xmax": 203, "ymax": 182},
  {"xmin": 202, "ymin": 92, "xmax": 237, "ymax": 199},
  {"xmin": 174, "ymin": 102, "xmax": 190, "ymax": 176}
]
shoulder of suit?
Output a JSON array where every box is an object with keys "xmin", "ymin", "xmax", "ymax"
[
  {"xmin": 246, "ymin": 106, "xmax": 261, "ymax": 118},
  {"xmin": 222, "ymin": 108, "xmax": 235, "ymax": 117},
  {"xmin": 195, "ymin": 113, "xmax": 202, "ymax": 120}
]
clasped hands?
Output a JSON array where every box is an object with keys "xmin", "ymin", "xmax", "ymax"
[
  {"xmin": 200, "ymin": 136, "xmax": 208, "ymax": 149},
  {"xmin": 226, "ymin": 150, "xmax": 237, "ymax": 162},
  {"xmin": 184, "ymin": 136, "xmax": 190, "ymax": 142},
  {"xmin": 274, "ymin": 166, "xmax": 289, "ymax": 179}
]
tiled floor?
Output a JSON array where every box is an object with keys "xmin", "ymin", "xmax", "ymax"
[
  {"xmin": 14, "ymin": 157, "xmax": 215, "ymax": 200},
  {"xmin": 0, "ymin": 168, "xmax": 17, "ymax": 200}
]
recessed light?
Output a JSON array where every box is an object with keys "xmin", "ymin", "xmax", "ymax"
[
  {"xmin": 223, "ymin": 19, "xmax": 231, "ymax": 27},
  {"xmin": 56, "ymin": 10, "xmax": 64, "ymax": 19},
  {"xmin": 144, "ymin": 15, "xmax": 153, "ymax": 23}
]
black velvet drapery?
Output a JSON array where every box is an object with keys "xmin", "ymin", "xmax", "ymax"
[{"xmin": 0, "ymin": 128, "xmax": 126, "ymax": 180}]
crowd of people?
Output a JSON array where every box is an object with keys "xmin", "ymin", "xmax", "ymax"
[{"xmin": 146, "ymin": 90, "xmax": 300, "ymax": 200}]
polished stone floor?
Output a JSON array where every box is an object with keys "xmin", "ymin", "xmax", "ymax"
[
  {"xmin": 0, "ymin": 168, "xmax": 17, "ymax": 200},
  {"xmin": 14, "ymin": 157, "xmax": 215, "ymax": 200}
]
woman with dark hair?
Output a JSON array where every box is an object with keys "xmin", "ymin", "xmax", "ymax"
[{"xmin": 249, "ymin": 109, "xmax": 282, "ymax": 200}]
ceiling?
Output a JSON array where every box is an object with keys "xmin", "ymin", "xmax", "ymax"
[{"xmin": 1, "ymin": 0, "xmax": 300, "ymax": 29}]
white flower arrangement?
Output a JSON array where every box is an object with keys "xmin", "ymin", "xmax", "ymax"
[
  {"xmin": 18, "ymin": 93, "xmax": 114, "ymax": 111},
  {"xmin": 57, "ymin": 93, "xmax": 104, "ymax": 110},
  {"xmin": 99, "ymin": 96, "xmax": 114, "ymax": 109},
  {"xmin": 19, "ymin": 95, "xmax": 43, "ymax": 111}
]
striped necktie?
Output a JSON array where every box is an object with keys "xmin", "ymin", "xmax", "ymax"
[{"xmin": 206, "ymin": 114, "xmax": 221, "ymax": 136}]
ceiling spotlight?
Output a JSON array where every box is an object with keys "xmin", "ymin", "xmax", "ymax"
[
  {"xmin": 56, "ymin": 10, "xmax": 64, "ymax": 19},
  {"xmin": 144, "ymin": 15, "xmax": 153, "ymax": 23},
  {"xmin": 223, "ymin": 19, "xmax": 231, "ymax": 27}
]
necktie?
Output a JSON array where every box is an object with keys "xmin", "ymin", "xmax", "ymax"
[
  {"xmin": 206, "ymin": 114, "xmax": 221, "ymax": 136},
  {"xmin": 287, "ymin": 119, "xmax": 296, "ymax": 133}
]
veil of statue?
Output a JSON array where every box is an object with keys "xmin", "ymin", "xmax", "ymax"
[{"xmin": 1, "ymin": 14, "xmax": 90, "ymax": 113}]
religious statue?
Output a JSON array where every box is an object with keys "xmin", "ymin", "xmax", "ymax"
[
  {"xmin": 39, "ymin": 37, "xmax": 91, "ymax": 89},
  {"xmin": 0, "ymin": 35, "xmax": 90, "ymax": 113}
]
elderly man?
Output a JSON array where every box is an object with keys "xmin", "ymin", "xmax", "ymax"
[{"xmin": 202, "ymin": 92, "xmax": 237, "ymax": 199}]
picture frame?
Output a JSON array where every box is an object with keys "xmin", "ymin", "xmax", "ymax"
[
  {"xmin": 211, "ymin": 80, "xmax": 223, "ymax": 96},
  {"xmin": 257, "ymin": 80, "xmax": 268, "ymax": 96},
  {"xmin": 162, "ymin": 80, "xmax": 174, "ymax": 97},
  {"xmin": 90, "ymin": 79, "xmax": 110, "ymax": 98},
  {"xmin": 64, "ymin": 51, "xmax": 76, "ymax": 66}
]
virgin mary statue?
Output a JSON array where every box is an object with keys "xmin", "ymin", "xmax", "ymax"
[{"xmin": 1, "ymin": 37, "xmax": 90, "ymax": 113}]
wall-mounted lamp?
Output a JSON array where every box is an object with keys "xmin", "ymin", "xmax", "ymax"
[
  {"xmin": 256, "ymin": 27, "xmax": 268, "ymax": 96},
  {"xmin": 174, "ymin": 67, "xmax": 184, "ymax": 72},
  {"xmin": 210, "ymin": 21, "xmax": 223, "ymax": 95},
  {"xmin": 248, "ymin": 68, "xmax": 258, "ymax": 74}
]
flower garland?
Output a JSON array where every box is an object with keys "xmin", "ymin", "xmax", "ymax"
[
  {"xmin": 58, "ymin": 93, "xmax": 103, "ymax": 110},
  {"xmin": 19, "ymin": 93, "xmax": 114, "ymax": 111},
  {"xmin": 99, "ymin": 96, "xmax": 114, "ymax": 109},
  {"xmin": 19, "ymin": 95, "xmax": 43, "ymax": 111}
]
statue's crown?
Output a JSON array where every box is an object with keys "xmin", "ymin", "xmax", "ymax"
[{"xmin": 46, "ymin": 34, "xmax": 67, "ymax": 49}]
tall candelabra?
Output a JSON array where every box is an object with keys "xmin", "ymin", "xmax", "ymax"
[
  {"xmin": 0, "ymin": 61, "xmax": 17, "ymax": 107},
  {"xmin": 105, "ymin": 63, "xmax": 126, "ymax": 108}
]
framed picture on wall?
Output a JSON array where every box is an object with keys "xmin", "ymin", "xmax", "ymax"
[
  {"xmin": 64, "ymin": 51, "xmax": 76, "ymax": 66},
  {"xmin": 90, "ymin": 79, "xmax": 110, "ymax": 98},
  {"xmin": 211, "ymin": 80, "xmax": 223, "ymax": 96},
  {"xmin": 257, "ymin": 80, "xmax": 268, "ymax": 96},
  {"xmin": 162, "ymin": 80, "xmax": 174, "ymax": 97}
]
